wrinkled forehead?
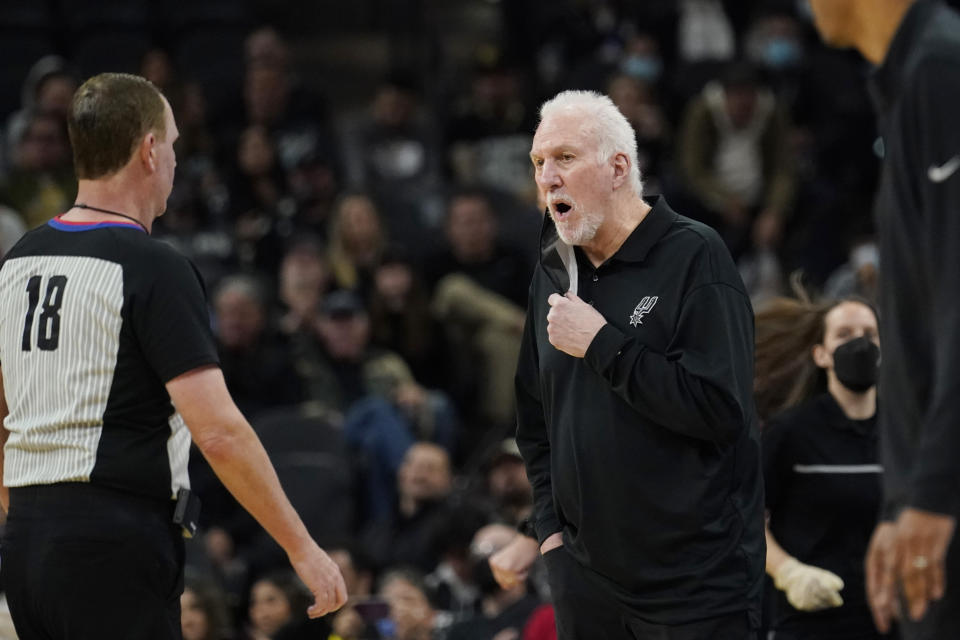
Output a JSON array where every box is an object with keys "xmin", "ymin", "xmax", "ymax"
[{"xmin": 531, "ymin": 111, "xmax": 595, "ymax": 156}]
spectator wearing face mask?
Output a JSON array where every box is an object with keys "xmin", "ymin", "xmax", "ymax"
[
  {"xmin": 606, "ymin": 73, "xmax": 670, "ymax": 193},
  {"xmin": 755, "ymin": 295, "xmax": 890, "ymax": 639}
]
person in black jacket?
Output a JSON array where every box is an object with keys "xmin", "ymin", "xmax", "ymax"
[
  {"xmin": 515, "ymin": 89, "xmax": 764, "ymax": 639},
  {"xmin": 808, "ymin": 2, "xmax": 960, "ymax": 637},
  {"xmin": 756, "ymin": 296, "xmax": 887, "ymax": 639}
]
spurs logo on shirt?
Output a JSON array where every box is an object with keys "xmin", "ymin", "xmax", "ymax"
[{"xmin": 629, "ymin": 296, "xmax": 658, "ymax": 326}]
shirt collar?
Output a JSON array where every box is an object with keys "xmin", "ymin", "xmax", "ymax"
[
  {"xmin": 819, "ymin": 393, "xmax": 876, "ymax": 437},
  {"xmin": 869, "ymin": 0, "xmax": 937, "ymax": 112},
  {"xmin": 609, "ymin": 195, "xmax": 677, "ymax": 263}
]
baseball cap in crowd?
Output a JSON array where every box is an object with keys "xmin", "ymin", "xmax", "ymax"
[{"xmin": 321, "ymin": 290, "xmax": 366, "ymax": 318}]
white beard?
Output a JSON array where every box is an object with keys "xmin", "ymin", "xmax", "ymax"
[{"xmin": 551, "ymin": 205, "xmax": 603, "ymax": 245}]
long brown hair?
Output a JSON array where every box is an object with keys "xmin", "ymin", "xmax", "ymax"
[{"xmin": 754, "ymin": 288, "xmax": 877, "ymax": 423}]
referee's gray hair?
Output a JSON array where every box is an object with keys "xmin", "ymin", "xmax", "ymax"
[{"xmin": 539, "ymin": 90, "xmax": 643, "ymax": 196}]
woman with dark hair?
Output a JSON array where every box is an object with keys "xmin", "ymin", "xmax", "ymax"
[
  {"xmin": 181, "ymin": 577, "xmax": 232, "ymax": 640},
  {"xmin": 756, "ymin": 295, "xmax": 892, "ymax": 639},
  {"xmin": 368, "ymin": 247, "xmax": 448, "ymax": 389},
  {"xmin": 247, "ymin": 571, "xmax": 316, "ymax": 640}
]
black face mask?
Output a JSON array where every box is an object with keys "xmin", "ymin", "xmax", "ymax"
[
  {"xmin": 832, "ymin": 336, "xmax": 880, "ymax": 393},
  {"xmin": 471, "ymin": 557, "xmax": 502, "ymax": 596}
]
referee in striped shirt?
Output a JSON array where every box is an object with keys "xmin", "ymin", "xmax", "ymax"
[{"xmin": 0, "ymin": 73, "xmax": 346, "ymax": 639}]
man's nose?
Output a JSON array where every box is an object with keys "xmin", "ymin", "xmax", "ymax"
[{"xmin": 537, "ymin": 160, "xmax": 562, "ymax": 190}]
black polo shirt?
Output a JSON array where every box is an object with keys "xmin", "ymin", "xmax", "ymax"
[
  {"xmin": 868, "ymin": 0, "xmax": 960, "ymax": 518},
  {"xmin": 763, "ymin": 393, "xmax": 881, "ymax": 636},
  {"xmin": 515, "ymin": 195, "xmax": 764, "ymax": 626}
]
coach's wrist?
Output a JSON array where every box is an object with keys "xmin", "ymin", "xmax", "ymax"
[{"xmin": 539, "ymin": 532, "xmax": 563, "ymax": 555}]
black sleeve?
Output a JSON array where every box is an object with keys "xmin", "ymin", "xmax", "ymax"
[
  {"xmin": 515, "ymin": 285, "xmax": 562, "ymax": 544},
  {"xmin": 131, "ymin": 250, "xmax": 220, "ymax": 383},
  {"xmin": 905, "ymin": 55, "xmax": 960, "ymax": 515},
  {"xmin": 583, "ymin": 282, "xmax": 755, "ymax": 444},
  {"xmin": 761, "ymin": 417, "xmax": 793, "ymax": 514}
]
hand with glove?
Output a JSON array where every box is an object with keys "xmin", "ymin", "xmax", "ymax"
[{"xmin": 774, "ymin": 557, "xmax": 845, "ymax": 611}]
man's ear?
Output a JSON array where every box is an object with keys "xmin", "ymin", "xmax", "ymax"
[
  {"xmin": 611, "ymin": 152, "xmax": 631, "ymax": 189},
  {"xmin": 139, "ymin": 133, "xmax": 157, "ymax": 172}
]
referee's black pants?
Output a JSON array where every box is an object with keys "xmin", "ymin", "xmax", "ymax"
[
  {"xmin": 543, "ymin": 545, "xmax": 758, "ymax": 640},
  {"xmin": 1, "ymin": 483, "xmax": 184, "ymax": 640}
]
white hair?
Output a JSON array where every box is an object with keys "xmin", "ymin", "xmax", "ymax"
[{"xmin": 538, "ymin": 90, "xmax": 643, "ymax": 196}]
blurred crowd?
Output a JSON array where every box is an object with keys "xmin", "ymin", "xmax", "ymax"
[{"xmin": 2, "ymin": 0, "xmax": 946, "ymax": 638}]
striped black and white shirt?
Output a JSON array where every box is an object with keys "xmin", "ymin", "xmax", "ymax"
[{"xmin": 0, "ymin": 216, "xmax": 219, "ymax": 501}]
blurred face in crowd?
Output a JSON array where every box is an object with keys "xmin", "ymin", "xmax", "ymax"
[
  {"xmin": 487, "ymin": 456, "xmax": 532, "ymax": 509},
  {"xmin": 17, "ymin": 114, "xmax": 70, "ymax": 172},
  {"xmin": 318, "ymin": 309, "xmax": 371, "ymax": 361},
  {"xmin": 246, "ymin": 27, "xmax": 290, "ymax": 69},
  {"xmin": 725, "ymin": 85, "xmax": 758, "ymax": 129},
  {"xmin": 813, "ymin": 301, "xmax": 880, "ymax": 373},
  {"xmin": 471, "ymin": 67, "xmax": 521, "ymax": 112},
  {"xmin": 179, "ymin": 83, "xmax": 208, "ymax": 129},
  {"xmin": 238, "ymin": 126, "xmax": 276, "ymax": 177},
  {"xmin": 180, "ymin": 588, "xmax": 210, "ymax": 640},
  {"xmin": 249, "ymin": 580, "xmax": 294, "ymax": 637},
  {"xmin": 374, "ymin": 262, "xmax": 414, "ymax": 311},
  {"xmin": 808, "ymin": 0, "xmax": 859, "ymax": 47},
  {"xmin": 245, "ymin": 65, "xmax": 289, "ymax": 126},
  {"xmin": 336, "ymin": 195, "xmax": 383, "ymax": 260},
  {"xmin": 608, "ymin": 75, "xmax": 643, "ymax": 120},
  {"xmin": 36, "ymin": 75, "xmax": 78, "ymax": 118},
  {"xmin": 280, "ymin": 247, "xmax": 328, "ymax": 318},
  {"xmin": 379, "ymin": 575, "xmax": 434, "ymax": 640},
  {"xmin": 749, "ymin": 14, "xmax": 804, "ymax": 70},
  {"xmin": 531, "ymin": 110, "xmax": 609, "ymax": 246},
  {"xmin": 620, "ymin": 34, "xmax": 663, "ymax": 83},
  {"xmin": 288, "ymin": 157, "xmax": 337, "ymax": 205},
  {"xmin": 446, "ymin": 195, "xmax": 496, "ymax": 262},
  {"xmin": 373, "ymin": 84, "xmax": 417, "ymax": 128},
  {"xmin": 141, "ymin": 49, "xmax": 174, "ymax": 92},
  {"xmin": 214, "ymin": 285, "xmax": 265, "ymax": 350},
  {"xmin": 398, "ymin": 443, "xmax": 452, "ymax": 505}
]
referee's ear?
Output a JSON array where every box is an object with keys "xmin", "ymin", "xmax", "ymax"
[{"xmin": 140, "ymin": 133, "xmax": 158, "ymax": 173}]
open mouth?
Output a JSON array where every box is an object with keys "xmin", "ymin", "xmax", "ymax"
[{"xmin": 552, "ymin": 201, "xmax": 572, "ymax": 219}]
